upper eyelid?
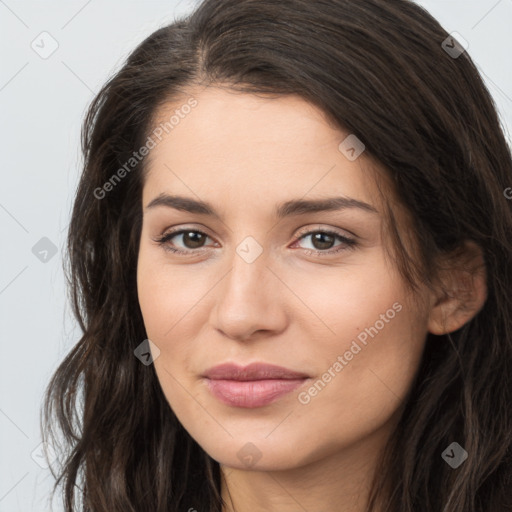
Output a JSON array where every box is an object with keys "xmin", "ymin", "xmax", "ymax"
[{"xmin": 295, "ymin": 224, "xmax": 357, "ymax": 239}]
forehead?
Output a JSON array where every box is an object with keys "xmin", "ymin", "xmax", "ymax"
[{"xmin": 142, "ymin": 86, "xmax": 386, "ymax": 213}]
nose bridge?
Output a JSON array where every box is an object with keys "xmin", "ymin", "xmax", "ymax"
[
  {"xmin": 223, "ymin": 236, "xmax": 271, "ymax": 304},
  {"xmin": 212, "ymin": 233, "xmax": 287, "ymax": 339}
]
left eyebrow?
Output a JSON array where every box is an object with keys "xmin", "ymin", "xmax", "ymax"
[
  {"xmin": 144, "ymin": 193, "xmax": 379, "ymax": 219},
  {"xmin": 274, "ymin": 196, "xmax": 379, "ymax": 217}
]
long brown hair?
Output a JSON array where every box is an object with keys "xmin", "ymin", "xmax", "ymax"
[{"xmin": 42, "ymin": 0, "xmax": 512, "ymax": 510}]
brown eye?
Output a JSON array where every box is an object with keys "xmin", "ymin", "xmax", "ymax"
[
  {"xmin": 178, "ymin": 231, "xmax": 207, "ymax": 249},
  {"xmin": 293, "ymin": 229, "xmax": 357, "ymax": 256},
  {"xmin": 155, "ymin": 229, "xmax": 213, "ymax": 255},
  {"xmin": 309, "ymin": 232, "xmax": 336, "ymax": 250}
]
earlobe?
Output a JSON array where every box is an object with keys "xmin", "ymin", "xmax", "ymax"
[{"xmin": 427, "ymin": 241, "xmax": 488, "ymax": 335}]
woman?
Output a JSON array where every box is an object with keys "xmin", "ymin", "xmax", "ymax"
[{"xmin": 42, "ymin": 0, "xmax": 512, "ymax": 510}]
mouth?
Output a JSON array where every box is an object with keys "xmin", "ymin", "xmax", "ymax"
[{"xmin": 202, "ymin": 362, "xmax": 310, "ymax": 408}]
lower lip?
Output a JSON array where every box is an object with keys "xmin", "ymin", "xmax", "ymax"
[{"xmin": 205, "ymin": 378, "xmax": 307, "ymax": 408}]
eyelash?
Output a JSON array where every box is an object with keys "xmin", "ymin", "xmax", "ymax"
[{"xmin": 153, "ymin": 226, "xmax": 357, "ymax": 257}]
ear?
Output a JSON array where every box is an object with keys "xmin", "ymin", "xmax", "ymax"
[{"xmin": 427, "ymin": 240, "xmax": 487, "ymax": 335}]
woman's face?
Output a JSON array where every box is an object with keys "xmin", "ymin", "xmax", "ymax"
[{"xmin": 137, "ymin": 86, "xmax": 431, "ymax": 471}]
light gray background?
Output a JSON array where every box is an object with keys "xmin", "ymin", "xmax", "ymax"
[{"xmin": 1, "ymin": 1, "xmax": 511, "ymax": 510}]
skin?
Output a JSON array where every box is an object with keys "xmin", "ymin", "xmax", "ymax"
[{"xmin": 136, "ymin": 86, "xmax": 487, "ymax": 512}]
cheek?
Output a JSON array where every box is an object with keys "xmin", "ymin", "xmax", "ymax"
[
  {"xmin": 305, "ymin": 300, "xmax": 427, "ymax": 436},
  {"xmin": 295, "ymin": 252, "xmax": 427, "ymax": 415},
  {"xmin": 293, "ymin": 249, "xmax": 407, "ymax": 342},
  {"xmin": 290, "ymin": 309, "xmax": 427, "ymax": 463},
  {"xmin": 136, "ymin": 248, "xmax": 211, "ymax": 399},
  {"xmin": 136, "ymin": 248, "xmax": 205, "ymax": 340}
]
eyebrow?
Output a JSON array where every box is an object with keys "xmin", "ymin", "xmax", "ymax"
[{"xmin": 144, "ymin": 193, "xmax": 379, "ymax": 219}]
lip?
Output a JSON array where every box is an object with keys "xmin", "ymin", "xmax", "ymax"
[
  {"xmin": 202, "ymin": 362, "xmax": 310, "ymax": 408},
  {"xmin": 202, "ymin": 362, "xmax": 310, "ymax": 381}
]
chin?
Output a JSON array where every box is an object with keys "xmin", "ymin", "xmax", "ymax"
[{"xmin": 199, "ymin": 433, "xmax": 318, "ymax": 472}]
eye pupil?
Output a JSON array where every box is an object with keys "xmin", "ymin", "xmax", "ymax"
[{"xmin": 312, "ymin": 232, "xmax": 335, "ymax": 250}]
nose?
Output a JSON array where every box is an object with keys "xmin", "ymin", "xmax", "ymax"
[{"xmin": 211, "ymin": 246, "xmax": 288, "ymax": 342}]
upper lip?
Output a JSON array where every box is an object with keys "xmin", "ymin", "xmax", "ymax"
[{"xmin": 202, "ymin": 362, "xmax": 309, "ymax": 381}]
